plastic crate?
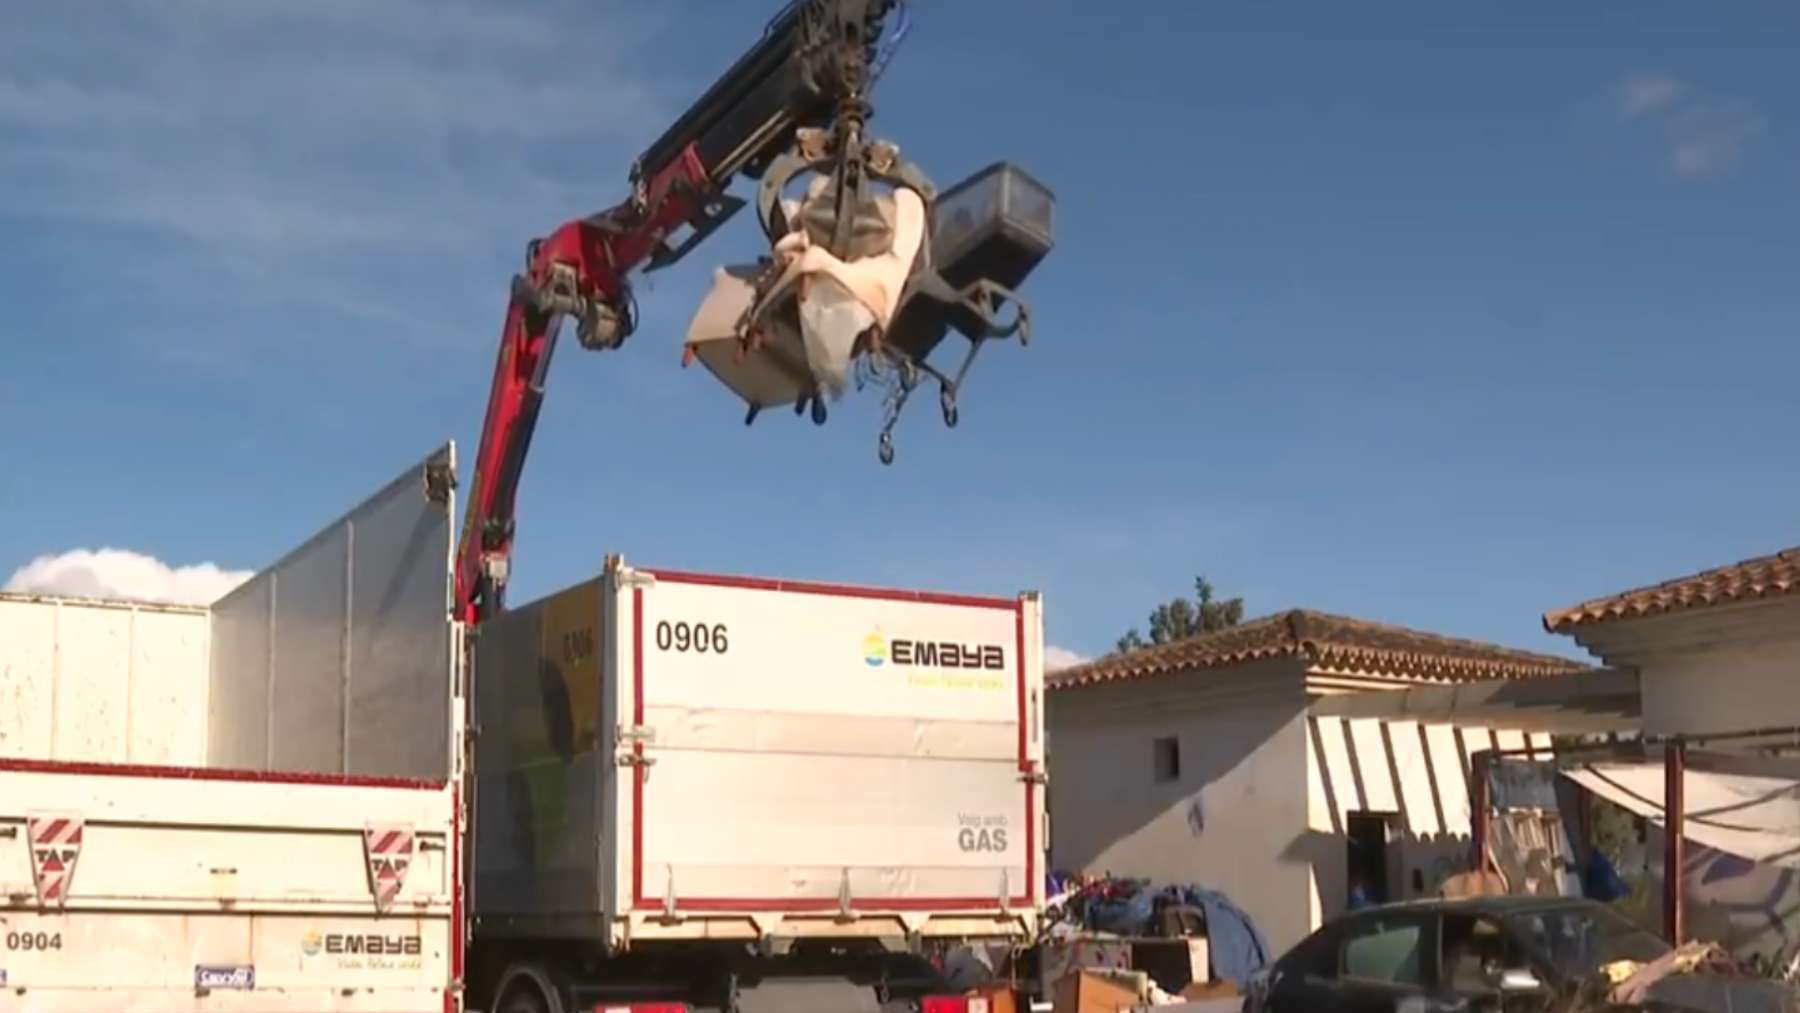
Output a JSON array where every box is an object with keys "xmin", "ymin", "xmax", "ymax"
[{"xmin": 929, "ymin": 162, "xmax": 1055, "ymax": 293}]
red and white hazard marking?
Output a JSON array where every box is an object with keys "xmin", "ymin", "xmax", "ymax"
[
  {"xmin": 27, "ymin": 813, "xmax": 83, "ymax": 908},
  {"xmin": 362, "ymin": 823, "xmax": 414, "ymax": 912}
]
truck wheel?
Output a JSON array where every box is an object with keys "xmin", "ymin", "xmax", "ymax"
[
  {"xmin": 495, "ymin": 964, "xmax": 566, "ymax": 1013},
  {"xmin": 498, "ymin": 992, "xmax": 548, "ymax": 1013}
]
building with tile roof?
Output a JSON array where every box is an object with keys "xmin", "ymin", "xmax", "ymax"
[
  {"xmin": 1544, "ymin": 544, "xmax": 1800, "ymax": 738},
  {"xmin": 1544, "ymin": 545, "xmax": 1800, "ymax": 634},
  {"xmin": 1045, "ymin": 607, "xmax": 1591, "ymax": 957},
  {"xmin": 1050, "ymin": 608, "xmax": 1589, "ymax": 693}
]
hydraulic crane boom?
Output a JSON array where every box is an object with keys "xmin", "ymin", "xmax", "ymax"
[{"xmin": 456, "ymin": 0, "xmax": 898, "ymax": 624}]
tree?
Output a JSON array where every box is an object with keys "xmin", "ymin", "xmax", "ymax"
[{"xmin": 1114, "ymin": 575, "xmax": 1245, "ymax": 654}]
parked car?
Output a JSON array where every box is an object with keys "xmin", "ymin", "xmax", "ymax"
[{"xmin": 1241, "ymin": 895, "xmax": 1745, "ymax": 1012}]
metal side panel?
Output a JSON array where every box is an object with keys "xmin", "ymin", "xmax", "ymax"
[
  {"xmin": 623, "ymin": 567, "xmax": 1034, "ymax": 920},
  {"xmin": 0, "ymin": 769, "xmax": 454, "ymax": 1011},
  {"xmin": 208, "ymin": 443, "xmax": 456, "ymax": 781},
  {"xmin": 0, "ymin": 771, "xmax": 454, "ymax": 907},
  {"xmin": 470, "ymin": 578, "xmax": 607, "ymax": 929}
]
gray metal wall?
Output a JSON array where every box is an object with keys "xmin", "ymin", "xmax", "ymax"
[
  {"xmin": 469, "ymin": 577, "xmax": 608, "ymax": 926},
  {"xmin": 207, "ymin": 443, "xmax": 456, "ymax": 781}
]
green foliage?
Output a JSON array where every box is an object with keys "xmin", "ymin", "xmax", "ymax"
[{"xmin": 1114, "ymin": 576, "xmax": 1245, "ymax": 654}]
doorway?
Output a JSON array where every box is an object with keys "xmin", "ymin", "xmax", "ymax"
[{"xmin": 1347, "ymin": 811, "xmax": 1394, "ymax": 907}]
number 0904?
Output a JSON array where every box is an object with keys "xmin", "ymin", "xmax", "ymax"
[
  {"xmin": 5, "ymin": 930, "xmax": 61, "ymax": 951},
  {"xmin": 655, "ymin": 620, "xmax": 727, "ymax": 654}
]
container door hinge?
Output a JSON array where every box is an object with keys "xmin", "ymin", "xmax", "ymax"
[
  {"xmin": 659, "ymin": 866, "xmax": 683, "ymax": 924},
  {"xmin": 612, "ymin": 564, "xmax": 656, "ymax": 591},
  {"xmin": 836, "ymin": 867, "xmax": 856, "ymax": 923},
  {"xmin": 617, "ymin": 724, "xmax": 657, "ymax": 745},
  {"xmin": 616, "ymin": 750, "xmax": 657, "ymax": 778},
  {"xmin": 423, "ymin": 460, "xmax": 456, "ymax": 504},
  {"xmin": 616, "ymin": 725, "xmax": 658, "ymax": 780}
]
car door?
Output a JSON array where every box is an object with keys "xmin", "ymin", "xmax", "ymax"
[
  {"xmin": 1331, "ymin": 909, "xmax": 1439, "ymax": 1012},
  {"xmin": 1440, "ymin": 910, "xmax": 1553, "ymax": 1013},
  {"xmin": 1260, "ymin": 920, "xmax": 1348, "ymax": 1013},
  {"xmin": 1263, "ymin": 910, "xmax": 1438, "ymax": 1013}
]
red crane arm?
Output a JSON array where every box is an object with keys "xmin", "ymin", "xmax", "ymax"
[
  {"xmin": 453, "ymin": 0, "xmax": 900, "ymax": 625},
  {"xmin": 455, "ymin": 147, "xmax": 711, "ymax": 624}
]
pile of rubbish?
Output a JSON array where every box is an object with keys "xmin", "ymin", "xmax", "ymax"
[
  {"xmin": 1043, "ymin": 873, "xmax": 1272, "ymax": 989},
  {"xmin": 1566, "ymin": 941, "xmax": 1800, "ymax": 1012}
]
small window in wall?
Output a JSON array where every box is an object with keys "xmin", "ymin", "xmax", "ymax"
[{"xmin": 1153, "ymin": 736, "xmax": 1180, "ymax": 783}]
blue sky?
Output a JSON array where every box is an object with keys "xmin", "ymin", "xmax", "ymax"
[{"xmin": 3, "ymin": 0, "xmax": 1796, "ymax": 667}]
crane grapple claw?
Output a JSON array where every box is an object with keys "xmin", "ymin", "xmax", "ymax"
[{"xmin": 682, "ymin": 140, "xmax": 1055, "ymax": 462}]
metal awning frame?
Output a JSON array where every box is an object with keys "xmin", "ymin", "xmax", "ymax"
[
  {"xmin": 1469, "ymin": 723, "xmax": 1800, "ymax": 948},
  {"xmin": 1308, "ymin": 667, "xmax": 1642, "ymax": 735}
]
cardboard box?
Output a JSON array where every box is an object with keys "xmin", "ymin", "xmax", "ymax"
[
  {"xmin": 1180, "ymin": 979, "xmax": 1240, "ymax": 1001},
  {"xmin": 1052, "ymin": 969, "xmax": 1145, "ymax": 1013},
  {"xmin": 965, "ymin": 983, "xmax": 1019, "ymax": 1013}
]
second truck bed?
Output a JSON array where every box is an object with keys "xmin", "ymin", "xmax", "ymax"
[{"xmin": 471, "ymin": 562, "xmax": 1048, "ymax": 950}]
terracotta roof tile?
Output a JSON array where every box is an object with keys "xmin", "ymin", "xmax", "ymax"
[
  {"xmin": 1543, "ymin": 546, "xmax": 1800, "ymax": 633},
  {"xmin": 1048, "ymin": 609, "xmax": 1588, "ymax": 690}
]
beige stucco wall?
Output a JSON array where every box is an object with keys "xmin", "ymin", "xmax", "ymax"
[
  {"xmin": 1047, "ymin": 657, "xmax": 1317, "ymax": 953},
  {"xmin": 1638, "ymin": 640, "xmax": 1800, "ymax": 736},
  {"xmin": 1048, "ymin": 659, "xmax": 1559, "ymax": 955},
  {"xmin": 1566, "ymin": 597, "xmax": 1800, "ymax": 738}
]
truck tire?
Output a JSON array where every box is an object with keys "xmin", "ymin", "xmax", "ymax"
[{"xmin": 495, "ymin": 963, "xmax": 566, "ymax": 1013}]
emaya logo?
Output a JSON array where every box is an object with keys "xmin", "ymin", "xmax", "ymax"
[
  {"xmin": 863, "ymin": 632, "xmax": 889, "ymax": 667},
  {"xmin": 862, "ymin": 630, "xmax": 1006, "ymax": 671}
]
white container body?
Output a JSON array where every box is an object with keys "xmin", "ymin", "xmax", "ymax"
[
  {"xmin": 0, "ymin": 444, "xmax": 463, "ymax": 1013},
  {"xmin": 0, "ymin": 594, "xmax": 210, "ymax": 766},
  {"xmin": 471, "ymin": 563, "xmax": 1047, "ymax": 948}
]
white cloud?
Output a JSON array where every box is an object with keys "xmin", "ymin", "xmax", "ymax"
[
  {"xmin": 1613, "ymin": 73, "xmax": 1686, "ymax": 120},
  {"xmin": 1665, "ymin": 99, "xmax": 1769, "ymax": 179},
  {"xmin": 5, "ymin": 549, "xmax": 251, "ymax": 606},
  {"xmin": 1606, "ymin": 72, "xmax": 1769, "ymax": 180},
  {"xmin": 1045, "ymin": 645, "xmax": 1090, "ymax": 672}
]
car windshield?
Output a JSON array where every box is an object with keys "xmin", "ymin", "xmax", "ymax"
[{"xmin": 1502, "ymin": 904, "xmax": 1670, "ymax": 979}]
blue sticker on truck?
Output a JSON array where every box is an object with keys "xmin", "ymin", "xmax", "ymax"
[{"xmin": 194, "ymin": 964, "xmax": 255, "ymax": 990}]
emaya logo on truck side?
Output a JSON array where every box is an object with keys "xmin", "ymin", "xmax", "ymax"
[
  {"xmin": 863, "ymin": 631, "xmax": 1005, "ymax": 671},
  {"xmin": 302, "ymin": 931, "xmax": 422, "ymax": 957}
]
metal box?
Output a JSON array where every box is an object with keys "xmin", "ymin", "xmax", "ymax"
[
  {"xmin": 931, "ymin": 161, "xmax": 1056, "ymax": 295},
  {"xmin": 470, "ymin": 561, "xmax": 1048, "ymax": 951}
]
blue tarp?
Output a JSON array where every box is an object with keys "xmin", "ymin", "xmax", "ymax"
[
  {"xmin": 1183, "ymin": 885, "xmax": 1273, "ymax": 988},
  {"xmin": 1058, "ymin": 879, "xmax": 1272, "ymax": 988}
]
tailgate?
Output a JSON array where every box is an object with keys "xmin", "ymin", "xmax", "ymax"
[
  {"xmin": 621, "ymin": 568, "xmax": 1042, "ymax": 918},
  {"xmin": 0, "ymin": 762, "xmax": 457, "ymax": 1012}
]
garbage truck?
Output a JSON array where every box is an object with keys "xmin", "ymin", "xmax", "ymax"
[{"xmin": 0, "ymin": 441, "xmax": 1047, "ymax": 1013}]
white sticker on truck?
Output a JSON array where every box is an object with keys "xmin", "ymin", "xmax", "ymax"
[{"xmin": 194, "ymin": 964, "xmax": 255, "ymax": 990}]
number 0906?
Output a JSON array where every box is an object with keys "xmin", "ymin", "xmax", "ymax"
[{"xmin": 655, "ymin": 620, "xmax": 727, "ymax": 654}]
